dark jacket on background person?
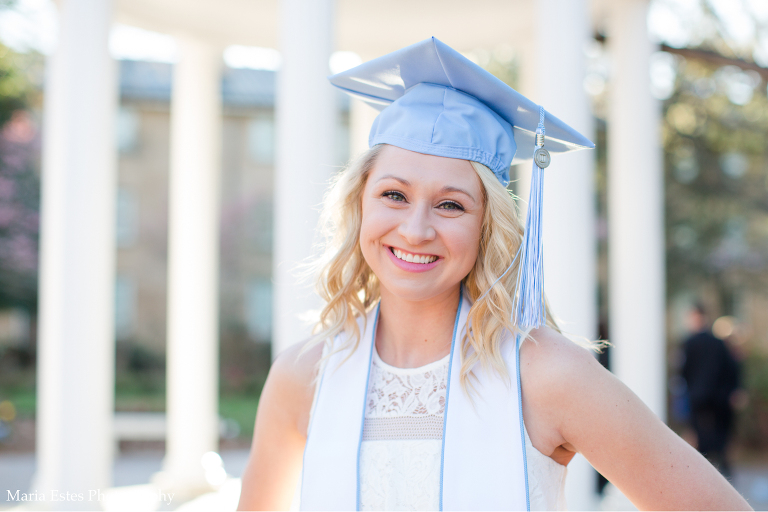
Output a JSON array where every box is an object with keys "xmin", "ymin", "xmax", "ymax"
[
  {"xmin": 681, "ymin": 329, "xmax": 740, "ymax": 477},
  {"xmin": 682, "ymin": 330, "xmax": 739, "ymax": 412}
]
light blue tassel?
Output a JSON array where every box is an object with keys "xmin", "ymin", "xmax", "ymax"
[{"xmin": 513, "ymin": 107, "xmax": 548, "ymax": 329}]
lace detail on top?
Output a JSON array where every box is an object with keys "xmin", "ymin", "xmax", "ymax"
[
  {"xmin": 362, "ymin": 346, "xmax": 449, "ymax": 441},
  {"xmin": 357, "ymin": 343, "xmax": 568, "ymax": 511}
]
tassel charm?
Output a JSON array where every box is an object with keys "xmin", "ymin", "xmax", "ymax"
[
  {"xmin": 513, "ymin": 107, "xmax": 548, "ymax": 330},
  {"xmin": 534, "ymin": 122, "xmax": 550, "ymax": 168}
]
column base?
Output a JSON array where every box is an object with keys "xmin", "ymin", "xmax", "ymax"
[{"xmin": 150, "ymin": 468, "xmax": 218, "ymax": 503}]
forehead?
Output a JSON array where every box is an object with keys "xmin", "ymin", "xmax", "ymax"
[{"xmin": 369, "ymin": 145, "xmax": 481, "ymax": 192}]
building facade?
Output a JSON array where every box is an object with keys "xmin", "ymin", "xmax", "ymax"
[{"xmin": 115, "ymin": 60, "xmax": 349, "ymax": 351}]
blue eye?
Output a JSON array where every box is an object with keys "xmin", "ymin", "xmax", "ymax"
[{"xmin": 383, "ymin": 191, "xmax": 406, "ymax": 202}]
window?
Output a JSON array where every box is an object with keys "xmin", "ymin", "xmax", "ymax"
[
  {"xmin": 115, "ymin": 275, "xmax": 136, "ymax": 340},
  {"xmin": 246, "ymin": 278, "xmax": 272, "ymax": 341},
  {"xmin": 116, "ymin": 188, "xmax": 138, "ymax": 248},
  {"xmin": 116, "ymin": 106, "xmax": 139, "ymax": 153},
  {"xmin": 248, "ymin": 114, "xmax": 275, "ymax": 164}
]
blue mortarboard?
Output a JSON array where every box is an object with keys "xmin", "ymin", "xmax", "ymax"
[
  {"xmin": 329, "ymin": 37, "xmax": 594, "ymax": 186},
  {"xmin": 328, "ymin": 37, "xmax": 595, "ymax": 330}
]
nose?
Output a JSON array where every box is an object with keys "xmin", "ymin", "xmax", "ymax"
[{"xmin": 398, "ymin": 203, "xmax": 436, "ymax": 246}]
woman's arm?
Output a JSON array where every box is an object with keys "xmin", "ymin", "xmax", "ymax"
[
  {"xmin": 237, "ymin": 341, "xmax": 323, "ymax": 511},
  {"xmin": 522, "ymin": 327, "xmax": 751, "ymax": 511}
]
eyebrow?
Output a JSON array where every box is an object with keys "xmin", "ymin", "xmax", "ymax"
[{"xmin": 376, "ymin": 174, "xmax": 476, "ymax": 202}]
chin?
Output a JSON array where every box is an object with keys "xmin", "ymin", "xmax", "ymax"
[{"xmin": 377, "ymin": 276, "xmax": 460, "ymax": 304}]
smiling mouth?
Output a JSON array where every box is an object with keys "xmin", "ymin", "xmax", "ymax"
[{"xmin": 389, "ymin": 247, "xmax": 439, "ymax": 264}]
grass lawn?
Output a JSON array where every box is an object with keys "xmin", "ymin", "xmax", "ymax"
[
  {"xmin": 2, "ymin": 386, "xmax": 35, "ymax": 418},
  {"xmin": 219, "ymin": 394, "xmax": 260, "ymax": 438},
  {"xmin": 1, "ymin": 386, "xmax": 261, "ymax": 440}
]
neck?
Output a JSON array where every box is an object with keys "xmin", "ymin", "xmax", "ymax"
[{"xmin": 375, "ymin": 284, "xmax": 462, "ymax": 368}]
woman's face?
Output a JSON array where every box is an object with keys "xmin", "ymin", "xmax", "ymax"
[{"xmin": 360, "ymin": 145, "xmax": 484, "ymax": 303}]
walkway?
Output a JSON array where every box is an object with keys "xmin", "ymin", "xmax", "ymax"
[{"xmin": 2, "ymin": 450, "xmax": 767, "ymax": 510}]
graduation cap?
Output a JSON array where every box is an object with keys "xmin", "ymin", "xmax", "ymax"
[{"xmin": 328, "ymin": 37, "xmax": 594, "ymax": 330}]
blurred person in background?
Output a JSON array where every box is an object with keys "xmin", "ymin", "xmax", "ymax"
[{"xmin": 681, "ymin": 303, "xmax": 741, "ymax": 479}]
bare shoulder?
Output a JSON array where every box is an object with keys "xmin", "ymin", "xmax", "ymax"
[
  {"xmin": 271, "ymin": 339, "xmax": 325, "ymax": 393},
  {"xmin": 519, "ymin": 326, "xmax": 604, "ymax": 399},
  {"xmin": 519, "ymin": 326, "xmax": 597, "ymax": 363},
  {"xmin": 267, "ymin": 339, "xmax": 325, "ymax": 437},
  {"xmin": 237, "ymin": 340, "xmax": 325, "ymax": 511},
  {"xmin": 517, "ymin": 327, "xmax": 604, "ymax": 458}
]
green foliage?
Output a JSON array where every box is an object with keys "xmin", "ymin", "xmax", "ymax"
[
  {"xmin": 0, "ymin": 42, "xmax": 30, "ymax": 126},
  {"xmin": 655, "ymin": 31, "xmax": 768, "ymax": 454},
  {"xmin": 219, "ymin": 393, "xmax": 260, "ymax": 439},
  {"xmin": 115, "ymin": 342, "xmax": 166, "ymax": 397},
  {"xmin": 218, "ymin": 327, "xmax": 270, "ymax": 438},
  {"xmin": 111, "ymin": 333, "xmax": 270, "ymax": 440},
  {"xmin": 663, "ymin": 56, "xmax": 768, "ymax": 303},
  {"xmin": 736, "ymin": 351, "xmax": 768, "ymax": 450},
  {"xmin": 0, "ymin": 339, "xmax": 36, "ymax": 420},
  {"xmin": 745, "ymin": 351, "xmax": 768, "ymax": 403},
  {"xmin": 0, "ymin": 42, "xmax": 40, "ymax": 311},
  {"xmin": 219, "ymin": 324, "xmax": 271, "ymax": 395}
]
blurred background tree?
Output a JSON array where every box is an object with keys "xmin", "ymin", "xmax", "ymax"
[
  {"xmin": 0, "ymin": 1, "xmax": 44, "ymax": 448},
  {"xmin": 0, "ymin": 25, "xmax": 42, "ymax": 313},
  {"xmin": 660, "ymin": 1, "xmax": 768, "ymax": 314},
  {"xmin": 630, "ymin": 0, "xmax": 768, "ymax": 455}
]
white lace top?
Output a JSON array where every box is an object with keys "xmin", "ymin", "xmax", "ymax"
[{"xmin": 303, "ymin": 343, "xmax": 568, "ymax": 511}]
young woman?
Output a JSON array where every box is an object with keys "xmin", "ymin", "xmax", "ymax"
[{"xmin": 237, "ymin": 38, "xmax": 751, "ymax": 511}]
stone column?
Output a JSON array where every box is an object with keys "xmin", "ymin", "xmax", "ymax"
[
  {"xmin": 534, "ymin": 0, "xmax": 599, "ymax": 509},
  {"xmin": 35, "ymin": 0, "xmax": 116, "ymax": 508},
  {"xmin": 155, "ymin": 35, "xmax": 222, "ymax": 497},
  {"xmin": 349, "ymin": 97, "xmax": 378, "ymax": 160},
  {"xmin": 608, "ymin": 0, "xmax": 666, "ymax": 419},
  {"xmin": 273, "ymin": 0, "xmax": 336, "ymax": 357}
]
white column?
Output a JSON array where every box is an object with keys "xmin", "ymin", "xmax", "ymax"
[
  {"xmin": 538, "ymin": 2, "xmax": 597, "ymax": 340},
  {"xmin": 35, "ymin": 0, "xmax": 116, "ymax": 508},
  {"xmin": 273, "ymin": 0, "xmax": 336, "ymax": 357},
  {"xmin": 349, "ymin": 97, "xmax": 378, "ymax": 160},
  {"xmin": 608, "ymin": 0, "xmax": 666, "ymax": 419},
  {"xmin": 155, "ymin": 36, "xmax": 222, "ymax": 497},
  {"xmin": 534, "ymin": 1, "xmax": 599, "ymax": 509}
]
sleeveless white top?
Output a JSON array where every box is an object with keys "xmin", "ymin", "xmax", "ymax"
[{"xmin": 305, "ymin": 341, "xmax": 568, "ymax": 511}]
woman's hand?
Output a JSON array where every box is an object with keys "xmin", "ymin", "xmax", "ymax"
[
  {"xmin": 521, "ymin": 327, "xmax": 752, "ymax": 511},
  {"xmin": 237, "ymin": 341, "xmax": 323, "ymax": 511}
]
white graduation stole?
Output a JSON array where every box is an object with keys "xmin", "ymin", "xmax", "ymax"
[{"xmin": 300, "ymin": 290, "xmax": 529, "ymax": 511}]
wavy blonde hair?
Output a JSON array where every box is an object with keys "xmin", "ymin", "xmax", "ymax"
[{"xmin": 301, "ymin": 144, "xmax": 561, "ymax": 394}]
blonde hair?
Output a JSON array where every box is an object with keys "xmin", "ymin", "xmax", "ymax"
[{"xmin": 301, "ymin": 145, "xmax": 561, "ymax": 394}]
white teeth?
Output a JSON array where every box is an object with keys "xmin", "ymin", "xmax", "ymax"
[{"xmin": 392, "ymin": 248, "xmax": 437, "ymax": 264}]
